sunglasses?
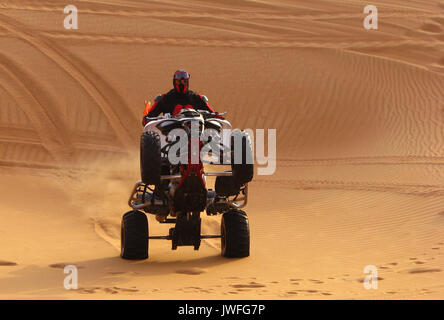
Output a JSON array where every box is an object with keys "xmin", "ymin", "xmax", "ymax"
[
  {"xmin": 174, "ymin": 71, "xmax": 190, "ymax": 80},
  {"xmin": 174, "ymin": 78, "xmax": 189, "ymax": 85}
]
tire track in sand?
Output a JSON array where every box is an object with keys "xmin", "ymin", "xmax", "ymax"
[
  {"xmin": 33, "ymin": 31, "xmax": 444, "ymax": 50},
  {"xmin": 278, "ymin": 156, "xmax": 444, "ymax": 166},
  {"xmin": 1, "ymin": 1, "xmax": 441, "ymax": 42},
  {"xmin": 0, "ymin": 54, "xmax": 75, "ymax": 164},
  {"xmin": 254, "ymin": 179, "xmax": 444, "ymax": 197},
  {"xmin": 0, "ymin": 12, "xmax": 139, "ymax": 150},
  {"xmin": 2, "ymin": 3, "xmax": 442, "ymax": 54},
  {"xmin": 0, "ymin": 2, "xmax": 439, "ymax": 20},
  {"xmin": 92, "ymin": 218, "xmax": 121, "ymax": 252}
]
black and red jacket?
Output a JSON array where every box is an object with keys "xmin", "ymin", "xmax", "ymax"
[{"xmin": 143, "ymin": 89, "xmax": 215, "ymax": 126}]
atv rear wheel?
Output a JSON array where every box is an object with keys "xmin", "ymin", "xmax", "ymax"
[
  {"xmin": 140, "ymin": 131, "xmax": 161, "ymax": 185},
  {"xmin": 221, "ymin": 209, "xmax": 250, "ymax": 258},
  {"xmin": 121, "ymin": 210, "xmax": 148, "ymax": 260},
  {"xmin": 230, "ymin": 130, "xmax": 254, "ymax": 186}
]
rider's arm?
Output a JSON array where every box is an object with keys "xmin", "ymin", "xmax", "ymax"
[
  {"xmin": 197, "ymin": 94, "xmax": 225, "ymax": 119},
  {"xmin": 197, "ymin": 94, "xmax": 215, "ymax": 113},
  {"xmin": 147, "ymin": 94, "xmax": 164, "ymax": 117},
  {"xmin": 142, "ymin": 94, "xmax": 165, "ymax": 126}
]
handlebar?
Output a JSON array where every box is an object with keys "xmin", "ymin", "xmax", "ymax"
[
  {"xmin": 145, "ymin": 110, "xmax": 227, "ymax": 122},
  {"xmin": 196, "ymin": 110, "xmax": 227, "ymax": 120}
]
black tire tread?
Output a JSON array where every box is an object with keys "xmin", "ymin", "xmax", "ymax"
[
  {"xmin": 231, "ymin": 130, "xmax": 254, "ymax": 186},
  {"xmin": 221, "ymin": 209, "xmax": 250, "ymax": 258},
  {"xmin": 121, "ymin": 210, "xmax": 148, "ymax": 260},
  {"xmin": 140, "ymin": 131, "xmax": 161, "ymax": 185}
]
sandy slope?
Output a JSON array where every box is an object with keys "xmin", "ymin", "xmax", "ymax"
[{"xmin": 0, "ymin": 0, "xmax": 443, "ymax": 299}]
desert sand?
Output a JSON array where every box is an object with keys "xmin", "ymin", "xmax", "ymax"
[{"xmin": 0, "ymin": 0, "xmax": 443, "ymax": 299}]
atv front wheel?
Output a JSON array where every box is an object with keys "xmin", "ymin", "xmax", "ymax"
[
  {"xmin": 121, "ymin": 210, "xmax": 148, "ymax": 260},
  {"xmin": 140, "ymin": 131, "xmax": 161, "ymax": 185},
  {"xmin": 221, "ymin": 209, "xmax": 250, "ymax": 258},
  {"xmin": 230, "ymin": 130, "xmax": 254, "ymax": 186}
]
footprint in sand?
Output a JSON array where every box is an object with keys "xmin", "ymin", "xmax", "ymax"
[
  {"xmin": 175, "ymin": 267, "xmax": 206, "ymax": 275},
  {"xmin": 357, "ymin": 277, "xmax": 384, "ymax": 283},
  {"xmin": 309, "ymin": 279, "xmax": 324, "ymax": 284},
  {"xmin": 77, "ymin": 287, "xmax": 100, "ymax": 294},
  {"xmin": 0, "ymin": 260, "xmax": 17, "ymax": 266},
  {"xmin": 49, "ymin": 263, "xmax": 84, "ymax": 269},
  {"xmin": 420, "ymin": 288, "xmax": 433, "ymax": 295},
  {"xmin": 426, "ymin": 257, "xmax": 435, "ymax": 261},
  {"xmin": 408, "ymin": 268, "xmax": 442, "ymax": 274},
  {"xmin": 180, "ymin": 286, "xmax": 213, "ymax": 294},
  {"xmin": 380, "ymin": 263, "xmax": 396, "ymax": 269},
  {"xmin": 293, "ymin": 289, "xmax": 319, "ymax": 294},
  {"xmin": 231, "ymin": 282, "xmax": 266, "ymax": 289},
  {"xmin": 419, "ymin": 22, "xmax": 442, "ymax": 34},
  {"xmin": 78, "ymin": 286, "xmax": 139, "ymax": 294}
]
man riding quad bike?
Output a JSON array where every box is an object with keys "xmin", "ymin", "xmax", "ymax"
[
  {"xmin": 121, "ymin": 70, "xmax": 254, "ymax": 260},
  {"xmin": 142, "ymin": 70, "xmax": 219, "ymax": 124}
]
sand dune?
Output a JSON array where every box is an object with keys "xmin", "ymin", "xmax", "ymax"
[{"xmin": 0, "ymin": 0, "xmax": 443, "ymax": 299}]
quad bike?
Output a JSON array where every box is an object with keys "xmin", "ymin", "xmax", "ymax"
[{"xmin": 121, "ymin": 108, "xmax": 254, "ymax": 259}]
